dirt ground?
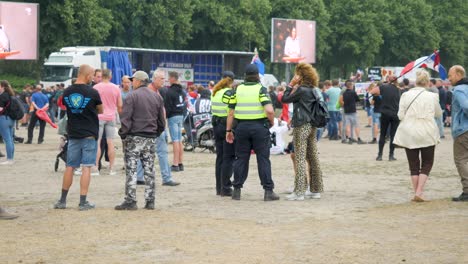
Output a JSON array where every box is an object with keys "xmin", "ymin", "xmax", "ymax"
[{"xmin": 1, "ymin": 111, "xmax": 467, "ymax": 264}]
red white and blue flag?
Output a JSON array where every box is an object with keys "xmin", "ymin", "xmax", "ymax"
[{"xmin": 400, "ymin": 50, "xmax": 447, "ymax": 80}]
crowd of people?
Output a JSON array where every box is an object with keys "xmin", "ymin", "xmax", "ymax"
[{"xmin": 0, "ymin": 62, "xmax": 467, "ymax": 218}]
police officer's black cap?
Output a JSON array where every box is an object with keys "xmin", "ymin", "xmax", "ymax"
[
  {"xmin": 245, "ymin": 64, "xmax": 259, "ymax": 75},
  {"xmin": 222, "ymin": 71, "xmax": 235, "ymax": 79}
]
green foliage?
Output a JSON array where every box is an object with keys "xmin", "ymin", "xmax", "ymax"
[
  {"xmin": 1, "ymin": 0, "xmax": 467, "ymax": 81},
  {"xmin": 37, "ymin": 0, "xmax": 112, "ymax": 60},
  {"xmin": 377, "ymin": 0, "xmax": 440, "ymax": 66},
  {"xmin": 426, "ymin": 0, "xmax": 468, "ymax": 67},
  {"xmin": 0, "ymin": 74, "xmax": 37, "ymax": 92},
  {"xmin": 188, "ymin": 0, "xmax": 271, "ymax": 51},
  {"xmin": 324, "ymin": 0, "xmax": 389, "ymax": 76}
]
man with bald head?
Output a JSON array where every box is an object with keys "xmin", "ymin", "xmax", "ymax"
[
  {"xmin": 54, "ymin": 64, "xmax": 103, "ymax": 210},
  {"xmin": 448, "ymin": 65, "xmax": 468, "ymax": 202}
]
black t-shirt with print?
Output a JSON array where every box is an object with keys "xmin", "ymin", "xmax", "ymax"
[{"xmin": 63, "ymin": 84, "xmax": 102, "ymax": 139}]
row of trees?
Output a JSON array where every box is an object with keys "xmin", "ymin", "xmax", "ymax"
[{"xmin": 2, "ymin": 0, "xmax": 467, "ymax": 81}]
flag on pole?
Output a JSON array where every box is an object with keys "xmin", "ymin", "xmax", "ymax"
[{"xmin": 400, "ymin": 50, "xmax": 447, "ymax": 80}]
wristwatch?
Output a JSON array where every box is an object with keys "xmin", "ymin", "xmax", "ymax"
[{"xmin": 226, "ymin": 130, "xmax": 232, "ymax": 133}]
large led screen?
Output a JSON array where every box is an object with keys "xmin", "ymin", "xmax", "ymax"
[
  {"xmin": 271, "ymin": 18, "xmax": 316, "ymax": 64},
  {"xmin": 0, "ymin": 1, "xmax": 39, "ymax": 60}
]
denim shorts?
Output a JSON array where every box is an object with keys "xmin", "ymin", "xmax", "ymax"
[
  {"xmin": 336, "ymin": 111, "xmax": 342, "ymax": 122},
  {"xmin": 98, "ymin": 120, "xmax": 116, "ymax": 139},
  {"xmin": 372, "ymin": 112, "xmax": 381, "ymax": 126},
  {"xmin": 67, "ymin": 138, "xmax": 98, "ymax": 168},
  {"xmin": 365, "ymin": 107, "xmax": 373, "ymax": 117},
  {"xmin": 344, "ymin": 113, "xmax": 358, "ymax": 127},
  {"xmin": 168, "ymin": 115, "xmax": 184, "ymax": 142}
]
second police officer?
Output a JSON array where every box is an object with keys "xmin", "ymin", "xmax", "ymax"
[
  {"xmin": 226, "ymin": 64, "xmax": 280, "ymax": 201},
  {"xmin": 211, "ymin": 71, "xmax": 236, "ymax": 197}
]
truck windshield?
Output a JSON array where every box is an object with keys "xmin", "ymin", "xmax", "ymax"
[{"xmin": 42, "ymin": 66, "xmax": 72, "ymax": 82}]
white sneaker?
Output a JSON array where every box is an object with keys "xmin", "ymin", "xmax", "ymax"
[
  {"xmin": 91, "ymin": 170, "xmax": 100, "ymax": 176},
  {"xmin": 306, "ymin": 192, "xmax": 321, "ymax": 199},
  {"xmin": 0, "ymin": 160, "xmax": 14, "ymax": 165},
  {"xmin": 73, "ymin": 168, "xmax": 82, "ymax": 175},
  {"xmin": 286, "ymin": 192, "xmax": 305, "ymax": 201},
  {"xmin": 109, "ymin": 170, "xmax": 116, "ymax": 176},
  {"xmin": 285, "ymin": 186, "xmax": 294, "ymax": 194}
]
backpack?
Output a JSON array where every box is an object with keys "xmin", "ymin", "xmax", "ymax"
[
  {"xmin": 310, "ymin": 89, "xmax": 329, "ymax": 128},
  {"xmin": 6, "ymin": 95, "xmax": 25, "ymax": 120}
]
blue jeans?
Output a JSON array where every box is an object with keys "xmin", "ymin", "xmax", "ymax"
[
  {"xmin": 316, "ymin": 128, "xmax": 323, "ymax": 141},
  {"xmin": 327, "ymin": 111, "xmax": 339, "ymax": 138},
  {"xmin": 435, "ymin": 116, "xmax": 444, "ymax": 137},
  {"xmin": 137, "ymin": 131, "xmax": 172, "ymax": 183},
  {"xmin": 0, "ymin": 115, "xmax": 15, "ymax": 160}
]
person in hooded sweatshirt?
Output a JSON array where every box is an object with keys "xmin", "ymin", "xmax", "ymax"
[{"xmin": 165, "ymin": 71, "xmax": 187, "ymax": 172}]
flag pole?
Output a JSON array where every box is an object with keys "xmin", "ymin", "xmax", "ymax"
[{"xmin": 398, "ymin": 50, "xmax": 439, "ymax": 79}]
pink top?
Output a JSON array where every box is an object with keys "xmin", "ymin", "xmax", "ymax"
[{"xmin": 94, "ymin": 82, "xmax": 121, "ymax": 121}]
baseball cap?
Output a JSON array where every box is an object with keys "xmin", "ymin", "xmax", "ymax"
[
  {"xmin": 245, "ymin": 64, "xmax": 259, "ymax": 75},
  {"xmin": 129, "ymin": 71, "xmax": 149, "ymax": 81},
  {"xmin": 222, "ymin": 71, "xmax": 235, "ymax": 79}
]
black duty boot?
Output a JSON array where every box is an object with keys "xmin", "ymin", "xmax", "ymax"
[
  {"xmin": 144, "ymin": 201, "xmax": 155, "ymax": 210},
  {"xmin": 389, "ymin": 154, "xmax": 397, "ymax": 161},
  {"xmin": 221, "ymin": 188, "xmax": 233, "ymax": 197},
  {"xmin": 115, "ymin": 201, "xmax": 138, "ymax": 210},
  {"xmin": 232, "ymin": 188, "xmax": 241, "ymax": 200},
  {"xmin": 264, "ymin": 190, "xmax": 280, "ymax": 201},
  {"xmin": 376, "ymin": 154, "xmax": 383, "ymax": 161}
]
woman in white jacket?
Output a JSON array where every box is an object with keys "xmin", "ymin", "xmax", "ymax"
[{"xmin": 394, "ymin": 69, "xmax": 442, "ymax": 202}]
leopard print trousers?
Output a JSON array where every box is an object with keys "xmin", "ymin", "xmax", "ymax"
[{"xmin": 293, "ymin": 123, "xmax": 324, "ymax": 195}]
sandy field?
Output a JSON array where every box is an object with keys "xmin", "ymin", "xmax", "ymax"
[{"xmin": 1, "ymin": 110, "xmax": 467, "ymax": 264}]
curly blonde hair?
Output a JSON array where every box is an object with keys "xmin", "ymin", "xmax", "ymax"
[
  {"xmin": 212, "ymin": 77, "xmax": 233, "ymax": 96},
  {"xmin": 295, "ymin": 63, "xmax": 319, "ymax": 87}
]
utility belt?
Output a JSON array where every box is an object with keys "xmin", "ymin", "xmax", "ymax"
[
  {"xmin": 235, "ymin": 118, "xmax": 267, "ymax": 123},
  {"xmin": 212, "ymin": 116, "xmax": 227, "ymax": 126},
  {"xmin": 236, "ymin": 118, "xmax": 270, "ymax": 129},
  {"xmin": 212, "ymin": 116, "xmax": 239, "ymax": 129}
]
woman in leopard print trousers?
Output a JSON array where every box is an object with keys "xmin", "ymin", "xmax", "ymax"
[{"xmin": 282, "ymin": 63, "xmax": 323, "ymax": 200}]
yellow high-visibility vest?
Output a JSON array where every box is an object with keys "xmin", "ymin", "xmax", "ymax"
[
  {"xmin": 211, "ymin": 87, "xmax": 231, "ymax": 117},
  {"xmin": 233, "ymin": 83, "xmax": 267, "ymax": 120}
]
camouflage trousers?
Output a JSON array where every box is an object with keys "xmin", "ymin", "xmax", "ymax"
[{"xmin": 124, "ymin": 135, "xmax": 157, "ymax": 203}]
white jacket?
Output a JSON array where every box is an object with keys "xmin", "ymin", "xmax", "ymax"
[{"xmin": 393, "ymin": 87, "xmax": 442, "ymax": 149}]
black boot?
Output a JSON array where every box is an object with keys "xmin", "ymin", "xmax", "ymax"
[
  {"xmin": 232, "ymin": 188, "xmax": 241, "ymax": 200},
  {"xmin": 389, "ymin": 154, "xmax": 397, "ymax": 161},
  {"xmin": 220, "ymin": 188, "xmax": 233, "ymax": 197},
  {"xmin": 376, "ymin": 154, "xmax": 383, "ymax": 161},
  {"xmin": 114, "ymin": 201, "xmax": 137, "ymax": 210},
  {"xmin": 264, "ymin": 190, "xmax": 280, "ymax": 201}
]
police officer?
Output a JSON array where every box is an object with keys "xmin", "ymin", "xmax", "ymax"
[
  {"xmin": 211, "ymin": 71, "xmax": 235, "ymax": 196},
  {"xmin": 226, "ymin": 64, "xmax": 280, "ymax": 201}
]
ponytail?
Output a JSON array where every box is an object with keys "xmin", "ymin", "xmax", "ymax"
[{"xmin": 212, "ymin": 77, "xmax": 233, "ymax": 96}]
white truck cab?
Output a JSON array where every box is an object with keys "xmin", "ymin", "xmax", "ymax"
[{"xmin": 41, "ymin": 47, "xmax": 103, "ymax": 88}]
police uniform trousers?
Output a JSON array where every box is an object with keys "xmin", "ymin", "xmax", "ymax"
[
  {"xmin": 232, "ymin": 120, "xmax": 274, "ymax": 190},
  {"xmin": 213, "ymin": 117, "xmax": 234, "ymax": 194},
  {"xmin": 123, "ymin": 135, "xmax": 157, "ymax": 203}
]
